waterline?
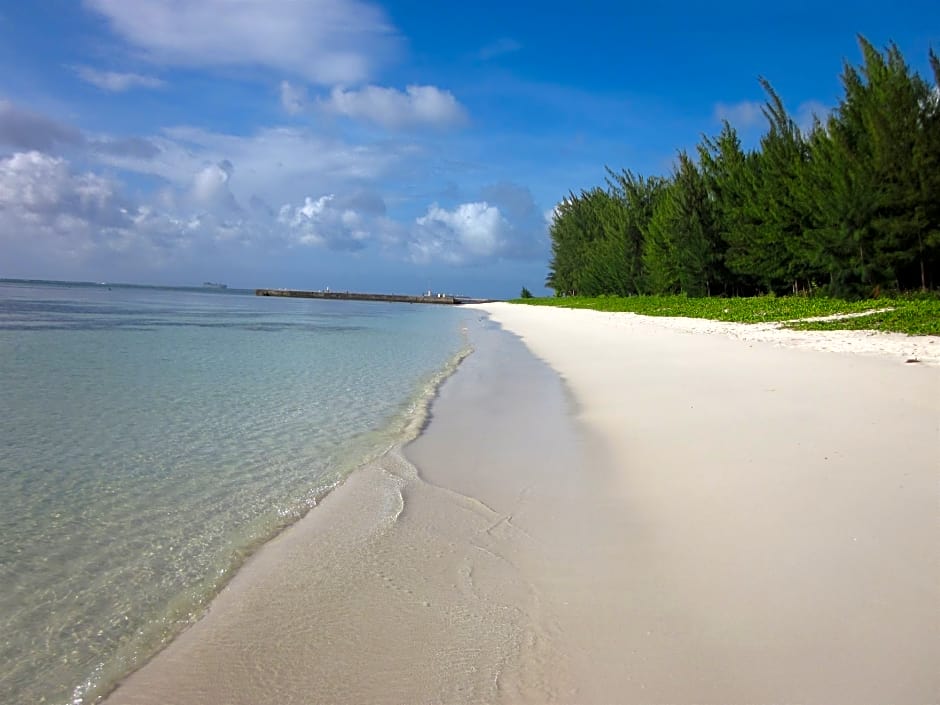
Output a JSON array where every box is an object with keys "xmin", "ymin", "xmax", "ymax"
[{"xmin": 0, "ymin": 281, "xmax": 473, "ymax": 704}]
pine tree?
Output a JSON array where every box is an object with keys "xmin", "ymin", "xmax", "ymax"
[
  {"xmin": 546, "ymin": 37, "xmax": 940, "ymax": 299},
  {"xmin": 803, "ymin": 37, "xmax": 939, "ymax": 296},
  {"xmin": 644, "ymin": 153, "xmax": 721, "ymax": 296},
  {"xmin": 606, "ymin": 169, "xmax": 667, "ymax": 295},
  {"xmin": 723, "ymin": 80, "xmax": 817, "ymax": 294},
  {"xmin": 698, "ymin": 123, "xmax": 757, "ymax": 295}
]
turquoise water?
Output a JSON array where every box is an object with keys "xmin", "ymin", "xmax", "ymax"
[{"xmin": 0, "ymin": 281, "xmax": 472, "ymax": 704}]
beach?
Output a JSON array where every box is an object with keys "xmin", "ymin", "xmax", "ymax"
[
  {"xmin": 104, "ymin": 303, "xmax": 939, "ymax": 704},
  {"xmin": 470, "ymin": 303, "xmax": 940, "ymax": 703}
]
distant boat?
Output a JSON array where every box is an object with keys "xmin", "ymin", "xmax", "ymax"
[{"xmin": 203, "ymin": 282, "xmax": 228, "ymax": 289}]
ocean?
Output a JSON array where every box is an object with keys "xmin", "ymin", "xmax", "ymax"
[{"xmin": 0, "ymin": 280, "xmax": 473, "ymax": 704}]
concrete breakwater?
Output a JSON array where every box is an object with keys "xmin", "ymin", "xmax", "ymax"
[{"xmin": 256, "ymin": 289, "xmax": 482, "ymax": 305}]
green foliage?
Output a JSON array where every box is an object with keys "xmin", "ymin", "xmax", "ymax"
[
  {"xmin": 509, "ymin": 295, "xmax": 940, "ymax": 336},
  {"xmin": 698, "ymin": 122, "xmax": 757, "ymax": 295},
  {"xmin": 544, "ymin": 37, "xmax": 940, "ymax": 305},
  {"xmin": 520, "ymin": 286, "xmax": 534, "ymax": 298},
  {"xmin": 800, "ymin": 38, "xmax": 940, "ymax": 296},
  {"xmin": 787, "ymin": 304, "xmax": 940, "ymax": 336},
  {"xmin": 546, "ymin": 177, "xmax": 666, "ymax": 297},
  {"xmin": 728, "ymin": 79, "xmax": 819, "ymax": 294}
]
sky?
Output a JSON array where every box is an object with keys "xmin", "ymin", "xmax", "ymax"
[{"xmin": 0, "ymin": 1, "xmax": 937, "ymax": 297}]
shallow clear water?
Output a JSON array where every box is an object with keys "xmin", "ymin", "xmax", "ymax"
[{"xmin": 0, "ymin": 281, "xmax": 471, "ymax": 704}]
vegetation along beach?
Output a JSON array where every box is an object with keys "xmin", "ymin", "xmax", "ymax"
[{"xmin": 1, "ymin": 2, "xmax": 938, "ymax": 704}]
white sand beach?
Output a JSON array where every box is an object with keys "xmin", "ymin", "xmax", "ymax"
[
  {"xmin": 105, "ymin": 304, "xmax": 939, "ymax": 705},
  {"xmin": 468, "ymin": 302, "xmax": 940, "ymax": 703}
]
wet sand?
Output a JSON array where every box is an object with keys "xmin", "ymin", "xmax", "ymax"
[
  {"xmin": 104, "ymin": 315, "xmax": 592, "ymax": 703},
  {"xmin": 105, "ymin": 306, "xmax": 939, "ymax": 704}
]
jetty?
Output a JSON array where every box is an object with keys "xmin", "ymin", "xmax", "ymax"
[{"xmin": 255, "ymin": 289, "xmax": 495, "ymax": 305}]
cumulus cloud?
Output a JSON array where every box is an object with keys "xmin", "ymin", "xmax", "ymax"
[
  {"xmin": 713, "ymin": 100, "xmax": 765, "ymax": 129},
  {"xmin": 96, "ymin": 125, "xmax": 408, "ymax": 205},
  {"xmin": 280, "ymin": 80, "xmax": 307, "ymax": 115},
  {"xmin": 0, "ymin": 101, "xmax": 85, "ymax": 151},
  {"xmin": 0, "ymin": 151, "xmax": 123, "ymax": 220},
  {"xmin": 402, "ymin": 184, "xmax": 549, "ymax": 265},
  {"xmin": 249, "ymin": 194, "xmax": 274, "ymax": 216},
  {"xmin": 478, "ymin": 182, "xmax": 549, "ymax": 259},
  {"xmin": 321, "ymin": 85, "xmax": 467, "ymax": 129},
  {"xmin": 277, "ymin": 194, "xmax": 370, "ymax": 250},
  {"xmin": 334, "ymin": 190, "xmax": 386, "ymax": 216},
  {"xmin": 190, "ymin": 160, "xmax": 239, "ymax": 211},
  {"xmin": 84, "ymin": 0, "xmax": 397, "ymax": 85},
  {"xmin": 0, "ymin": 102, "xmax": 545, "ymax": 282},
  {"xmin": 409, "ymin": 201, "xmax": 508, "ymax": 264},
  {"xmin": 0, "ymin": 151, "xmax": 272, "ymax": 276},
  {"xmin": 0, "ymin": 151, "xmax": 133, "ymax": 268},
  {"xmin": 73, "ymin": 65, "xmax": 165, "ymax": 91}
]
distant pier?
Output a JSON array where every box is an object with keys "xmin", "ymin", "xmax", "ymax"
[{"xmin": 255, "ymin": 289, "xmax": 496, "ymax": 305}]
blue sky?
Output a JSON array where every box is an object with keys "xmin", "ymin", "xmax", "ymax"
[{"xmin": 0, "ymin": 1, "xmax": 937, "ymax": 297}]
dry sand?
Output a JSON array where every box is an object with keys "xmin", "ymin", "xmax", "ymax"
[
  {"xmin": 468, "ymin": 302, "xmax": 940, "ymax": 704},
  {"xmin": 104, "ymin": 305, "xmax": 939, "ymax": 705}
]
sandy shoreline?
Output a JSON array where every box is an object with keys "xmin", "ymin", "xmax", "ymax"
[
  {"xmin": 471, "ymin": 303, "xmax": 940, "ymax": 703},
  {"xmin": 104, "ymin": 305, "xmax": 939, "ymax": 704},
  {"xmin": 104, "ymin": 314, "xmax": 589, "ymax": 703}
]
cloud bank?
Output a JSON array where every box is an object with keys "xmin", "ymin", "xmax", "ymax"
[
  {"xmin": 321, "ymin": 85, "xmax": 467, "ymax": 129},
  {"xmin": 73, "ymin": 66, "xmax": 165, "ymax": 92},
  {"xmin": 84, "ymin": 0, "xmax": 397, "ymax": 84},
  {"xmin": 0, "ymin": 101, "xmax": 84, "ymax": 151},
  {"xmin": 0, "ymin": 94, "xmax": 547, "ymax": 286}
]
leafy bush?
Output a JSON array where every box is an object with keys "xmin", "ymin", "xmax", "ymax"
[{"xmin": 508, "ymin": 295, "xmax": 940, "ymax": 335}]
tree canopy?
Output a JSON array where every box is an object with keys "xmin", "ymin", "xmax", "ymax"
[{"xmin": 546, "ymin": 38, "xmax": 940, "ymax": 299}]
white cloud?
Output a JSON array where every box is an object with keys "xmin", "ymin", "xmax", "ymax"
[
  {"xmin": 73, "ymin": 65, "xmax": 165, "ymax": 92},
  {"xmin": 410, "ymin": 201, "xmax": 508, "ymax": 264},
  {"xmin": 0, "ymin": 151, "xmax": 258, "ymax": 272},
  {"xmin": 322, "ymin": 85, "xmax": 467, "ymax": 129},
  {"xmin": 0, "ymin": 151, "xmax": 123, "ymax": 219},
  {"xmin": 714, "ymin": 100, "xmax": 765, "ymax": 129},
  {"xmin": 478, "ymin": 182, "xmax": 550, "ymax": 260},
  {"xmin": 402, "ymin": 184, "xmax": 550, "ymax": 265},
  {"xmin": 0, "ymin": 151, "xmax": 134, "ymax": 268},
  {"xmin": 84, "ymin": 0, "xmax": 397, "ymax": 85},
  {"xmin": 0, "ymin": 104, "xmax": 547, "ymax": 283},
  {"xmin": 190, "ymin": 160, "xmax": 239, "ymax": 211},
  {"xmin": 280, "ymin": 80, "xmax": 307, "ymax": 115},
  {"xmin": 277, "ymin": 194, "xmax": 370, "ymax": 250},
  {"xmin": 92, "ymin": 124, "xmax": 412, "ymax": 210}
]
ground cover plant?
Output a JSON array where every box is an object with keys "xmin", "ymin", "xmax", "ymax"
[{"xmin": 510, "ymin": 295, "xmax": 940, "ymax": 336}]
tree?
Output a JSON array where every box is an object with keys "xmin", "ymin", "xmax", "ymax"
[
  {"xmin": 644, "ymin": 152, "xmax": 722, "ymax": 296},
  {"xmin": 802, "ymin": 37, "xmax": 940, "ymax": 295},
  {"xmin": 728, "ymin": 80, "xmax": 818, "ymax": 294},
  {"xmin": 606, "ymin": 169, "xmax": 667, "ymax": 294},
  {"xmin": 699, "ymin": 122, "xmax": 761, "ymax": 295},
  {"xmin": 545, "ymin": 37, "xmax": 940, "ymax": 299}
]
